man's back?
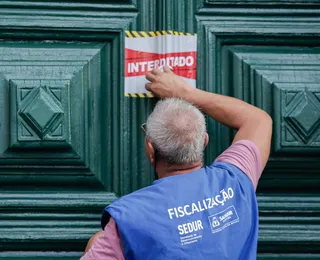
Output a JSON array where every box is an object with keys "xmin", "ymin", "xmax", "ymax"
[
  {"xmin": 106, "ymin": 159, "xmax": 258, "ymax": 259},
  {"xmin": 81, "ymin": 68, "xmax": 272, "ymax": 259}
]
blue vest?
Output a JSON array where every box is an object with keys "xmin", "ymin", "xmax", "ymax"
[{"xmin": 103, "ymin": 162, "xmax": 258, "ymax": 260}]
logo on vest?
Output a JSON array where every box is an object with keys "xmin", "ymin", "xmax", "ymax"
[
  {"xmin": 211, "ymin": 217, "xmax": 220, "ymax": 228},
  {"xmin": 208, "ymin": 205, "xmax": 239, "ymax": 233}
]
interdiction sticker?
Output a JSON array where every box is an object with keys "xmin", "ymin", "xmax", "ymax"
[{"xmin": 124, "ymin": 30, "xmax": 197, "ymax": 98}]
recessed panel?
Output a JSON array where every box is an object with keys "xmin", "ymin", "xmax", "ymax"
[
  {"xmin": 225, "ymin": 46, "xmax": 320, "ymax": 156},
  {"xmin": 0, "ymin": 42, "xmax": 103, "ymax": 151},
  {"xmin": 204, "ymin": 0, "xmax": 320, "ymax": 4},
  {"xmin": 274, "ymin": 84, "xmax": 320, "ymax": 152},
  {"xmin": 13, "ymin": 80, "xmax": 68, "ymax": 145},
  {"xmin": 0, "ymin": 41, "xmax": 109, "ymax": 188}
]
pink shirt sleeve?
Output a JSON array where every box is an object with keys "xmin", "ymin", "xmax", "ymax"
[
  {"xmin": 214, "ymin": 140, "xmax": 263, "ymax": 190},
  {"xmin": 80, "ymin": 218, "xmax": 124, "ymax": 260}
]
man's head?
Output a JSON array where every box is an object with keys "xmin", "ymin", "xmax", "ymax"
[{"xmin": 144, "ymin": 98, "xmax": 208, "ymax": 168}]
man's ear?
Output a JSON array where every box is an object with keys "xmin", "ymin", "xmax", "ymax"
[
  {"xmin": 145, "ymin": 138, "xmax": 156, "ymax": 167},
  {"xmin": 204, "ymin": 133, "xmax": 209, "ymax": 149}
]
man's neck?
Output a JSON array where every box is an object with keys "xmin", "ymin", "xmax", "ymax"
[{"xmin": 156, "ymin": 160, "xmax": 203, "ymax": 179}]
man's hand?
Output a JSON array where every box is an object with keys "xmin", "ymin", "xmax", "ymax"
[
  {"xmin": 145, "ymin": 66, "xmax": 190, "ymax": 98},
  {"xmin": 145, "ymin": 66, "xmax": 272, "ymax": 170}
]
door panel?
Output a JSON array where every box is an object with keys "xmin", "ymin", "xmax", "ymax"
[
  {"xmin": 0, "ymin": 2, "xmax": 156, "ymax": 258},
  {"xmin": 195, "ymin": 2, "xmax": 320, "ymax": 257},
  {"xmin": 0, "ymin": 0, "xmax": 319, "ymax": 259}
]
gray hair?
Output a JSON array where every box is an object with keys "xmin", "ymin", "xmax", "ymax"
[{"xmin": 146, "ymin": 98, "xmax": 206, "ymax": 165}]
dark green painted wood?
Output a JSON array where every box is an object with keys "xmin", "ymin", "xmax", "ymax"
[
  {"xmin": 0, "ymin": 192, "xmax": 116, "ymax": 251},
  {"xmin": 196, "ymin": 14, "xmax": 320, "ymax": 190},
  {"xmin": 0, "ymin": 1, "xmax": 157, "ymax": 258},
  {"xmin": 0, "ymin": 0, "xmax": 319, "ymax": 259},
  {"xmin": 204, "ymin": 0, "xmax": 320, "ymax": 6}
]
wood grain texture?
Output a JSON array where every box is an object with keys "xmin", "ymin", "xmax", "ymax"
[
  {"xmin": 0, "ymin": 0, "xmax": 319, "ymax": 259},
  {"xmin": 204, "ymin": 0, "xmax": 320, "ymax": 5},
  {"xmin": 196, "ymin": 15, "xmax": 320, "ymax": 191},
  {"xmin": 0, "ymin": 192, "xmax": 116, "ymax": 251},
  {"xmin": 0, "ymin": 2, "xmax": 157, "ymax": 257},
  {"xmin": 194, "ymin": 3, "xmax": 320, "ymax": 256}
]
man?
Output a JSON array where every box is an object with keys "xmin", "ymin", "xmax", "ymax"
[{"xmin": 81, "ymin": 66, "xmax": 272, "ymax": 259}]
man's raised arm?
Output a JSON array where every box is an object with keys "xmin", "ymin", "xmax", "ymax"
[{"xmin": 146, "ymin": 67, "xmax": 272, "ymax": 169}]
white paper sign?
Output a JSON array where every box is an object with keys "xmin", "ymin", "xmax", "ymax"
[{"xmin": 125, "ymin": 30, "xmax": 197, "ymax": 97}]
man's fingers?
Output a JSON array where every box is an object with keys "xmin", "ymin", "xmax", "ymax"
[
  {"xmin": 145, "ymin": 82, "xmax": 152, "ymax": 91},
  {"xmin": 151, "ymin": 68, "xmax": 162, "ymax": 75},
  {"xmin": 146, "ymin": 72, "xmax": 156, "ymax": 82},
  {"xmin": 163, "ymin": 65, "xmax": 173, "ymax": 73}
]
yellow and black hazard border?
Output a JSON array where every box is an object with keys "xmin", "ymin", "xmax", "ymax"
[
  {"xmin": 124, "ymin": 30, "xmax": 197, "ymax": 98},
  {"xmin": 125, "ymin": 30, "xmax": 197, "ymax": 38},
  {"xmin": 125, "ymin": 93, "xmax": 154, "ymax": 98}
]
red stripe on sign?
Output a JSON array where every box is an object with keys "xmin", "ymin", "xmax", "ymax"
[{"xmin": 125, "ymin": 49, "xmax": 196, "ymax": 79}]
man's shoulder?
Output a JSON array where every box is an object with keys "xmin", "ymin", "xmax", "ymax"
[
  {"xmin": 108, "ymin": 184, "xmax": 156, "ymax": 208},
  {"xmin": 207, "ymin": 161, "xmax": 250, "ymax": 179},
  {"xmin": 214, "ymin": 140, "xmax": 263, "ymax": 190},
  {"xmin": 204, "ymin": 161, "xmax": 256, "ymax": 194}
]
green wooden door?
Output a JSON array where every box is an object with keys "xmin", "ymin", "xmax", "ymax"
[{"xmin": 0, "ymin": 1, "xmax": 319, "ymax": 259}]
